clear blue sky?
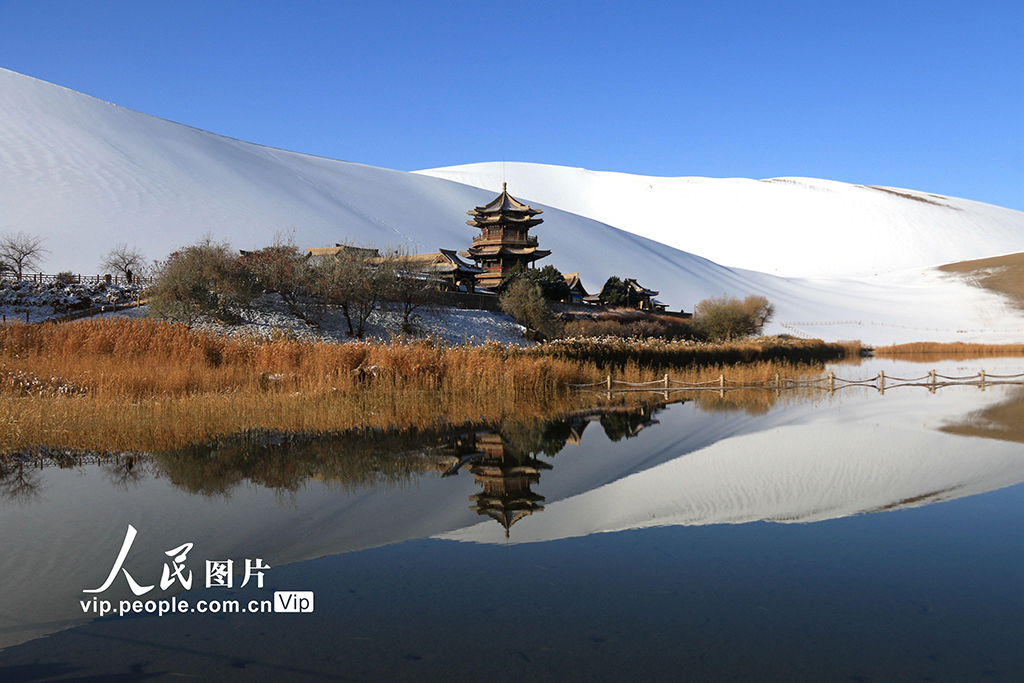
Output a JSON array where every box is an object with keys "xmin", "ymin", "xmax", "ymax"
[{"xmin": 1, "ymin": 0, "xmax": 1022, "ymax": 210}]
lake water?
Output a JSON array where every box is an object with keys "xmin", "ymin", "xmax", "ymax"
[{"xmin": 1, "ymin": 358, "xmax": 1023, "ymax": 682}]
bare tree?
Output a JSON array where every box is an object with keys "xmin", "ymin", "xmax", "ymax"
[
  {"xmin": 0, "ymin": 459, "xmax": 43, "ymax": 506},
  {"xmin": 380, "ymin": 251, "xmax": 441, "ymax": 334},
  {"xmin": 239, "ymin": 240, "xmax": 323, "ymax": 327},
  {"xmin": 694, "ymin": 294, "xmax": 775, "ymax": 341},
  {"xmin": 100, "ymin": 244, "xmax": 147, "ymax": 282},
  {"xmin": 310, "ymin": 248, "xmax": 392, "ymax": 338},
  {"xmin": 0, "ymin": 231, "xmax": 49, "ymax": 280}
]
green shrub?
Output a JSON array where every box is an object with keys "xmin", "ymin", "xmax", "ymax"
[
  {"xmin": 499, "ymin": 278, "xmax": 563, "ymax": 341},
  {"xmin": 497, "ymin": 263, "xmax": 571, "ymax": 302},
  {"xmin": 148, "ymin": 238, "xmax": 254, "ymax": 324}
]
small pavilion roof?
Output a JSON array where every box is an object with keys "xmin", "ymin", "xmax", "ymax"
[
  {"xmin": 625, "ymin": 278, "xmax": 659, "ymax": 297},
  {"xmin": 563, "ymin": 272, "xmax": 590, "ymax": 297}
]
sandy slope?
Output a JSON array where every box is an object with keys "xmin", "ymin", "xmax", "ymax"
[
  {"xmin": 417, "ymin": 162, "xmax": 1024, "ymax": 279},
  {"xmin": 3, "ymin": 68, "xmax": 1024, "ymax": 344}
]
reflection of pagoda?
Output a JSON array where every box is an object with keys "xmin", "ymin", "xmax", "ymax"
[
  {"xmin": 462, "ymin": 183, "xmax": 551, "ymax": 290},
  {"xmin": 441, "ymin": 431, "xmax": 551, "ymax": 537},
  {"xmin": 468, "ymin": 433, "xmax": 549, "ymax": 537}
]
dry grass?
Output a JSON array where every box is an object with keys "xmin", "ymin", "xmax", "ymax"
[
  {"xmin": 859, "ymin": 185, "xmax": 950, "ymax": 207},
  {"xmin": 875, "ymin": 341, "xmax": 1024, "ymax": 359},
  {"xmin": 937, "ymin": 251, "xmax": 1024, "ymax": 310},
  {"xmin": 559, "ymin": 307, "xmax": 696, "ymax": 340},
  {"xmin": 0, "ymin": 318, "xmax": 852, "ymax": 452}
]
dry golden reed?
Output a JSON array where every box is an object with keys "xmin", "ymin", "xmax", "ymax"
[
  {"xmin": 875, "ymin": 341, "xmax": 1024, "ymax": 360},
  {"xmin": 1, "ymin": 318, "xmax": 848, "ymax": 452}
]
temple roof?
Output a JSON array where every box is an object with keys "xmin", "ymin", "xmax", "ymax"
[
  {"xmin": 401, "ymin": 249, "xmax": 483, "ymax": 274},
  {"xmin": 470, "ymin": 182, "xmax": 543, "ymax": 217},
  {"xmin": 625, "ymin": 278, "xmax": 659, "ymax": 297},
  {"xmin": 563, "ymin": 272, "xmax": 590, "ymax": 297},
  {"xmin": 306, "ymin": 245, "xmax": 381, "ymax": 259}
]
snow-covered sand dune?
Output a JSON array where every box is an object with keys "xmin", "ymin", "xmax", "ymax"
[
  {"xmin": 3, "ymin": 67, "xmax": 1024, "ymax": 344},
  {"xmin": 418, "ymin": 162, "xmax": 1024, "ymax": 279}
]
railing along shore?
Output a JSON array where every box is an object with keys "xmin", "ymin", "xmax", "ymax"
[{"xmin": 565, "ymin": 370, "xmax": 1024, "ymax": 397}]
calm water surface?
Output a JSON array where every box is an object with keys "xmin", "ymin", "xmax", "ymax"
[{"xmin": 1, "ymin": 358, "xmax": 1023, "ymax": 682}]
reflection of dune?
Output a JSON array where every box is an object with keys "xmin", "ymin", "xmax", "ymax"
[
  {"xmin": 943, "ymin": 387, "xmax": 1024, "ymax": 444},
  {"xmin": 441, "ymin": 389, "xmax": 1024, "ymax": 545}
]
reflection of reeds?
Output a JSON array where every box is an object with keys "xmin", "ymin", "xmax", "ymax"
[
  {"xmin": 0, "ymin": 318, "xmax": 850, "ymax": 451},
  {"xmin": 875, "ymin": 342, "xmax": 1024, "ymax": 359}
]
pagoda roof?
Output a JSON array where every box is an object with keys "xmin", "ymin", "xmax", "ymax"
[
  {"xmin": 466, "ymin": 214, "xmax": 544, "ymax": 229},
  {"xmin": 470, "ymin": 182, "xmax": 543, "ymax": 217},
  {"xmin": 466, "ymin": 245, "xmax": 551, "ymax": 259}
]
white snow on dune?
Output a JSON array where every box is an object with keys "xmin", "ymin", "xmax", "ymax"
[
  {"xmin": 417, "ymin": 162, "xmax": 1024, "ymax": 279},
  {"xmin": 3, "ymin": 67, "xmax": 1024, "ymax": 344}
]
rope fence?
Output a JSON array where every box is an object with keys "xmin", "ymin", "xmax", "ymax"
[
  {"xmin": 9, "ymin": 273, "xmax": 154, "ymax": 287},
  {"xmin": 781, "ymin": 321, "xmax": 1024, "ymax": 335},
  {"xmin": 564, "ymin": 370, "xmax": 1024, "ymax": 397}
]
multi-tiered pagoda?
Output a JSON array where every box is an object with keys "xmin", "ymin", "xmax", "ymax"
[{"xmin": 462, "ymin": 183, "xmax": 550, "ymax": 290}]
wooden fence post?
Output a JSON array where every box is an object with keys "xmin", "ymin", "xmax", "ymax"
[
  {"xmin": 930, "ymin": 369, "xmax": 936, "ymax": 393},
  {"xmin": 878, "ymin": 370, "xmax": 885, "ymax": 395},
  {"xmin": 663, "ymin": 373, "xmax": 669, "ymax": 388},
  {"xmin": 980, "ymin": 369, "xmax": 986, "ymax": 390},
  {"xmin": 828, "ymin": 371, "xmax": 835, "ymax": 395}
]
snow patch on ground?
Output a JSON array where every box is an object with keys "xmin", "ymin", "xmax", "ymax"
[
  {"xmin": 0, "ymin": 279, "xmax": 144, "ymax": 324},
  {"xmin": 175, "ymin": 295, "xmax": 530, "ymax": 347}
]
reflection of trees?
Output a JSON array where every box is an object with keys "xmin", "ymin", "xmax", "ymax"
[
  {"xmin": 0, "ymin": 402, "xmax": 673, "ymax": 513},
  {"xmin": 149, "ymin": 427, "xmax": 464, "ymax": 497},
  {"xmin": 0, "ymin": 456, "xmax": 43, "ymax": 505},
  {"xmin": 100, "ymin": 454, "xmax": 147, "ymax": 491},
  {"xmin": 497, "ymin": 417, "xmax": 581, "ymax": 459},
  {"xmin": 599, "ymin": 405, "xmax": 661, "ymax": 442}
]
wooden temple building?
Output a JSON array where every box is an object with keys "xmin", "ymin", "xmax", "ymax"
[
  {"xmin": 461, "ymin": 183, "xmax": 550, "ymax": 290},
  {"xmin": 303, "ymin": 185, "xmax": 682, "ymax": 311},
  {"xmin": 395, "ymin": 249, "xmax": 482, "ymax": 292},
  {"xmin": 306, "ymin": 245, "xmax": 481, "ymax": 292},
  {"xmin": 562, "ymin": 272, "xmax": 590, "ymax": 304}
]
